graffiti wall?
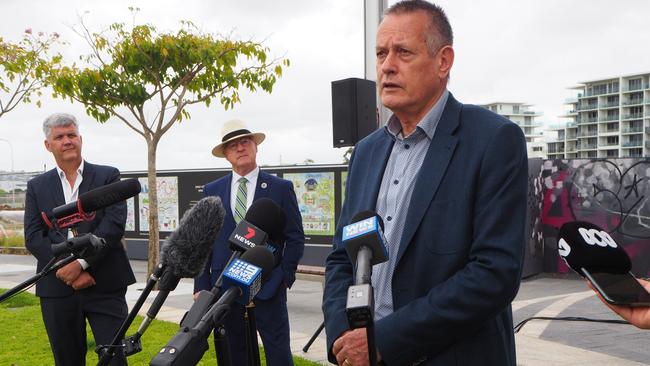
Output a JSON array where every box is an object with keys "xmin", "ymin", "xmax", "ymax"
[{"xmin": 539, "ymin": 158, "xmax": 650, "ymax": 277}]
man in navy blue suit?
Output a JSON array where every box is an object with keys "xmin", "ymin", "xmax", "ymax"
[
  {"xmin": 323, "ymin": 1, "xmax": 528, "ymax": 365},
  {"xmin": 194, "ymin": 119, "xmax": 305, "ymax": 366},
  {"xmin": 24, "ymin": 113, "xmax": 135, "ymax": 365}
]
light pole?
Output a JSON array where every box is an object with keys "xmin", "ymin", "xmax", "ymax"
[{"xmin": 0, "ymin": 138, "xmax": 15, "ymax": 207}]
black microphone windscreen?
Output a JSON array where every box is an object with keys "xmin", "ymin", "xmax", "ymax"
[
  {"xmin": 78, "ymin": 178, "xmax": 141, "ymax": 214},
  {"xmin": 161, "ymin": 196, "xmax": 225, "ymax": 278},
  {"xmin": 557, "ymin": 221, "xmax": 631, "ymax": 275},
  {"xmin": 245, "ymin": 198, "xmax": 287, "ymax": 243},
  {"xmin": 240, "ymin": 245, "xmax": 275, "ymax": 280}
]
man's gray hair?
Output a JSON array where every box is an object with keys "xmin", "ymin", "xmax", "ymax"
[
  {"xmin": 43, "ymin": 113, "xmax": 79, "ymax": 138},
  {"xmin": 385, "ymin": 0, "xmax": 453, "ymax": 55}
]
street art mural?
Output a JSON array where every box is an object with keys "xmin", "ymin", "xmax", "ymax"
[{"xmin": 539, "ymin": 158, "xmax": 650, "ymax": 277}]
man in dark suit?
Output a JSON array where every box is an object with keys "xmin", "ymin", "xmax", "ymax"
[
  {"xmin": 322, "ymin": 1, "xmax": 528, "ymax": 365},
  {"xmin": 194, "ymin": 119, "xmax": 305, "ymax": 366},
  {"xmin": 24, "ymin": 113, "xmax": 135, "ymax": 366}
]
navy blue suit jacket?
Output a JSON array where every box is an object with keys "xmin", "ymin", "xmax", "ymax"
[
  {"xmin": 194, "ymin": 171, "xmax": 305, "ymax": 299},
  {"xmin": 323, "ymin": 94, "xmax": 528, "ymax": 366},
  {"xmin": 24, "ymin": 162, "xmax": 135, "ymax": 297}
]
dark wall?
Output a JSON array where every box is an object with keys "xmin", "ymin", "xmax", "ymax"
[{"xmin": 538, "ymin": 158, "xmax": 650, "ymax": 277}]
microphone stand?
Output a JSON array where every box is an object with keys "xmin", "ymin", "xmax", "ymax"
[
  {"xmin": 244, "ymin": 302, "xmax": 261, "ymax": 366},
  {"xmin": 96, "ymin": 263, "xmax": 166, "ymax": 366},
  {"xmin": 0, "ymin": 254, "xmax": 77, "ymax": 303}
]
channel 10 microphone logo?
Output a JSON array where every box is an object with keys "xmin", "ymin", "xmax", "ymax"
[
  {"xmin": 342, "ymin": 217, "xmax": 378, "ymax": 241},
  {"xmin": 224, "ymin": 259, "xmax": 261, "ymax": 286}
]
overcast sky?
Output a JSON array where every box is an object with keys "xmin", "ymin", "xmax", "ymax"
[{"xmin": 1, "ymin": 0, "xmax": 649, "ymax": 173}]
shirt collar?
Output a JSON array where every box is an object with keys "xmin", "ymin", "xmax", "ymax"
[
  {"xmin": 385, "ymin": 89, "xmax": 449, "ymax": 140},
  {"xmin": 56, "ymin": 160, "xmax": 84, "ymax": 179},
  {"xmin": 232, "ymin": 166, "xmax": 260, "ymax": 184}
]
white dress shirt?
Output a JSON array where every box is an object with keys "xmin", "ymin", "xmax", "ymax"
[
  {"xmin": 55, "ymin": 160, "xmax": 89, "ymax": 269},
  {"xmin": 229, "ymin": 166, "xmax": 260, "ymax": 216}
]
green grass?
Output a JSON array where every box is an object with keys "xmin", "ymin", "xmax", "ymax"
[
  {"xmin": 0, "ymin": 289, "xmax": 322, "ymax": 365},
  {"xmin": 0, "ymin": 235, "xmax": 25, "ymax": 247}
]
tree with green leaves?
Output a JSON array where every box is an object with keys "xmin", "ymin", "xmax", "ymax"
[
  {"xmin": 50, "ymin": 12, "xmax": 289, "ymax": 277},
  {"xmin": 0, "ymin": 30, "xmax": 61, "ymax": 119}
]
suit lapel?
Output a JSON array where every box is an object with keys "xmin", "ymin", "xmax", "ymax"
[
  {"xmin": 47, "ymin": 168, "xmax": 66, "ymax": 207},
  {"xmin": 253, "ymin": 171, "xmax": 271, "ymax": 201},
  {"xmin": 395, "ymin": 95, "xmax": 462, "ymax": 264},
  {"xmin": 221, "ymin": 173, "xmax": 233, "ymax": 215},
  {"xmin": 365, "ymin": 131, "xmax": 394, "ymax": 209},
  {"xmin": 78, "ymin": 161, "xmax": 95, "ymax": 194}
]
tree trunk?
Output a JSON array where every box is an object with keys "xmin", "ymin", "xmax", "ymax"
[{"xmin": 146, "ymin": 139, "xmax": 160, "ymax": 280}]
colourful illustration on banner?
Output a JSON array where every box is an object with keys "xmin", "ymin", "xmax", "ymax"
[
  {"xmin": 125, "ymin": 196, "xmax": 135, "ymax": 231},
  {"xmin": 138, "ymin": 176, "xmax": 179, "ymax": 232},
  {"xmin": 285, "ymin": 172, "xmax": 335, "ymax": 236}
]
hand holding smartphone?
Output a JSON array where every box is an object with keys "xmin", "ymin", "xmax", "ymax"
[{"xmin": 582, "ymin": 268, "xmax": 650, "ymax": 307}]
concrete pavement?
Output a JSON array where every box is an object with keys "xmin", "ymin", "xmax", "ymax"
[{"xmin": 1, "ymin": 254, "xmax": 649, "ymax": 365}]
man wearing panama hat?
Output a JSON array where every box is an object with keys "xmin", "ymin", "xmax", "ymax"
[{"xmin": 194, "ymin": 119, "xmax": 305, "ymax": 366}]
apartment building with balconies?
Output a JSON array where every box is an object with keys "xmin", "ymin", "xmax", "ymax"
[
  {"xmin": 481, "ymin": 102, "xmax": 546, "ymax": 158},
  {"xmin": 548, "ymin": 72, "xmax": 650, "ymax": 160}
]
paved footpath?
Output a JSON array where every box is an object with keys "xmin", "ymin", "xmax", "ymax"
[{"xmin": 1, "ymin": 254, "xmax": 649, "ymax": 365}]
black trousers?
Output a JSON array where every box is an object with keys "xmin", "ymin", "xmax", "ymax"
[{"xmin": 39, "ymin": 288, "xmax": 128, "ymax": 366}]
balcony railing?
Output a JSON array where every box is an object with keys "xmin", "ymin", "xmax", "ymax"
[
  {"xmin": 622, "ymin": 141, "xmax": 643, "ymax": 147},
  {"xmin": 599, "ymin": 116, "xmax": 620, "ymax": 122},
  {"xmin": 623, "ymin": 85, "xmax": 644, "ymax": 92},
  {"xmin": 599, "ymin": 142, "xmax": 619, "ymax": 147},
  {"xmin": 578, "ymin": 130, "xmax": 598, "ymax": 137},
  {"xmin": 601, "ymin": 102, "xmax": 620, "ymax": 108},
  {"xmin": 577, "ymin": 143, "xmax": 598, "ymax": 150},
  {"xmin": 599, "ymin": 128, "xmax": 619, "ymax": 134},
  {"xmin": 578, "ymin": 104, "xmax": 599, "ymax": 111},
  {"xmin": 623, "ymin": 113, "xmax": 644, "ymax": 120},
  {"xmin": 585, "ymin": 88, "xmax": 619, "ymax": 97},
  {"xmin": 577, "ymin": 117, "xmax": 599, "ymax": 124},
  {"xmin": 623, "ymin": 99, "xmax": 644, "ymax": 106},
  {"xmin": 622, "ymin": 127, "xmax": 643, "ymax": 134}
]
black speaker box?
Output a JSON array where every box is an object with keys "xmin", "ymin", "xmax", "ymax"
[{"xmin": 331, "ymin": 78, "xmax": 378, "ymax": 148}]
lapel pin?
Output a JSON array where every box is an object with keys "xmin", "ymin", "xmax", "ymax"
[{"xmin": 261, "ymin": 182, "xmax": 268, "ymax": 189}]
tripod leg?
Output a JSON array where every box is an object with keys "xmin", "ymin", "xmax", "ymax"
[
  {"xmin": 245, "ymin": 303, "xmax": 262, "ymax": 366},
  {"xmin": 214, "ymin": 324, "xmax": 233, "ymax": 366},
  {"xmin": 302, "ymin": 321, "xmax": 325, "ymax": 352}
]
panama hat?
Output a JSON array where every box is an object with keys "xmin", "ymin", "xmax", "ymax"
[{"xmin": 211, "ymin": 119, "xmax": 266, "ymax": 158}]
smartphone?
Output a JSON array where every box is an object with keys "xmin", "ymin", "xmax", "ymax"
[{"xmin": 582, "ymin": 268, "xmax": 650, "ymax": 306}]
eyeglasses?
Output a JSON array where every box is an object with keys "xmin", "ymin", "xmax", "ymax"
[{"xmin": 225, "ymin": 138, "xmax": 253, "ymax": 151}]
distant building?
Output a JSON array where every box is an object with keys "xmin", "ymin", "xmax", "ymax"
[
  {"xmin": 547, "ymin": 72, "xmax": 650, "ymax": 159},
  {"xmin": 480, "ymin": 102, "xmax": 546, "ymax": 158}
]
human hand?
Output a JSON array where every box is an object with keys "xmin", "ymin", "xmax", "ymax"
[
  {"xmin": 588, "ymin": 278, "xmax": 650, "ymax": 329},
  {"xmin": 70, "ymin": 271, "xmax": 96, "ymax": 290},
  {"xmin": 193, "ymin": 292, "xmax": 201, "ymax": 301},
  {"xmin": 56, "ymin": 261, "xmax": 83, "ymax": 284},
  {"xmin": 332, "ymin": 328, "xmax": 381, "ymax": 366}
]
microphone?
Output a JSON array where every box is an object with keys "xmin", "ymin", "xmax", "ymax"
[
  {"xmin": 343, "ymin": 210, "xmax": 388, "ymax": 330},
  {"xmin": 557, "ymin": 221, "xmax": 631, "ymax": 276},
  {"xmin": 227, "ymin": 197, "xmax": 287, "ymax": 253},
  {"xmin": 343, "ymin": 210, "xmax": 388, "ymax": 285},
  {"xmin": 97, "ymin": 197, "xmax": 225, "ymax": 365},
  {"xmin": 136, "ymin": 197, "xmax": 225, "ymax": 332},
  {"xmin": 220, "ymin": 245, "xmax": 276, "ymax": 305},
  {"xmin": 181, "ymin": 198, "xmax": 285, "ymax": 330},
  {"xmin": 149, "ymin": 246, "xmax": 275, "ymax": 366},
  {"xmin": 43, "ymin": 178, "xmax": 142, "ymax": 229},
  {"xmin": 50, "ymin": 233, "xmax": 106, "ymax": 258}
]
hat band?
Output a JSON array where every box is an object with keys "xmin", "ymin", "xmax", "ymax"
[{"xmin": 222, "ymin": 129, "xmax": 252, "ymax": 143}]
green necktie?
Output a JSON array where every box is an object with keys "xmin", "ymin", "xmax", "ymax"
[{"xmin": 234, "ymin": 177, "xmax": 248, "ymax": 223}]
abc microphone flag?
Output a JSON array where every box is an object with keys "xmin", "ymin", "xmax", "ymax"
[{"xmin": 557, "ymin": 221, "xmax": 631, "ymax": 275}]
